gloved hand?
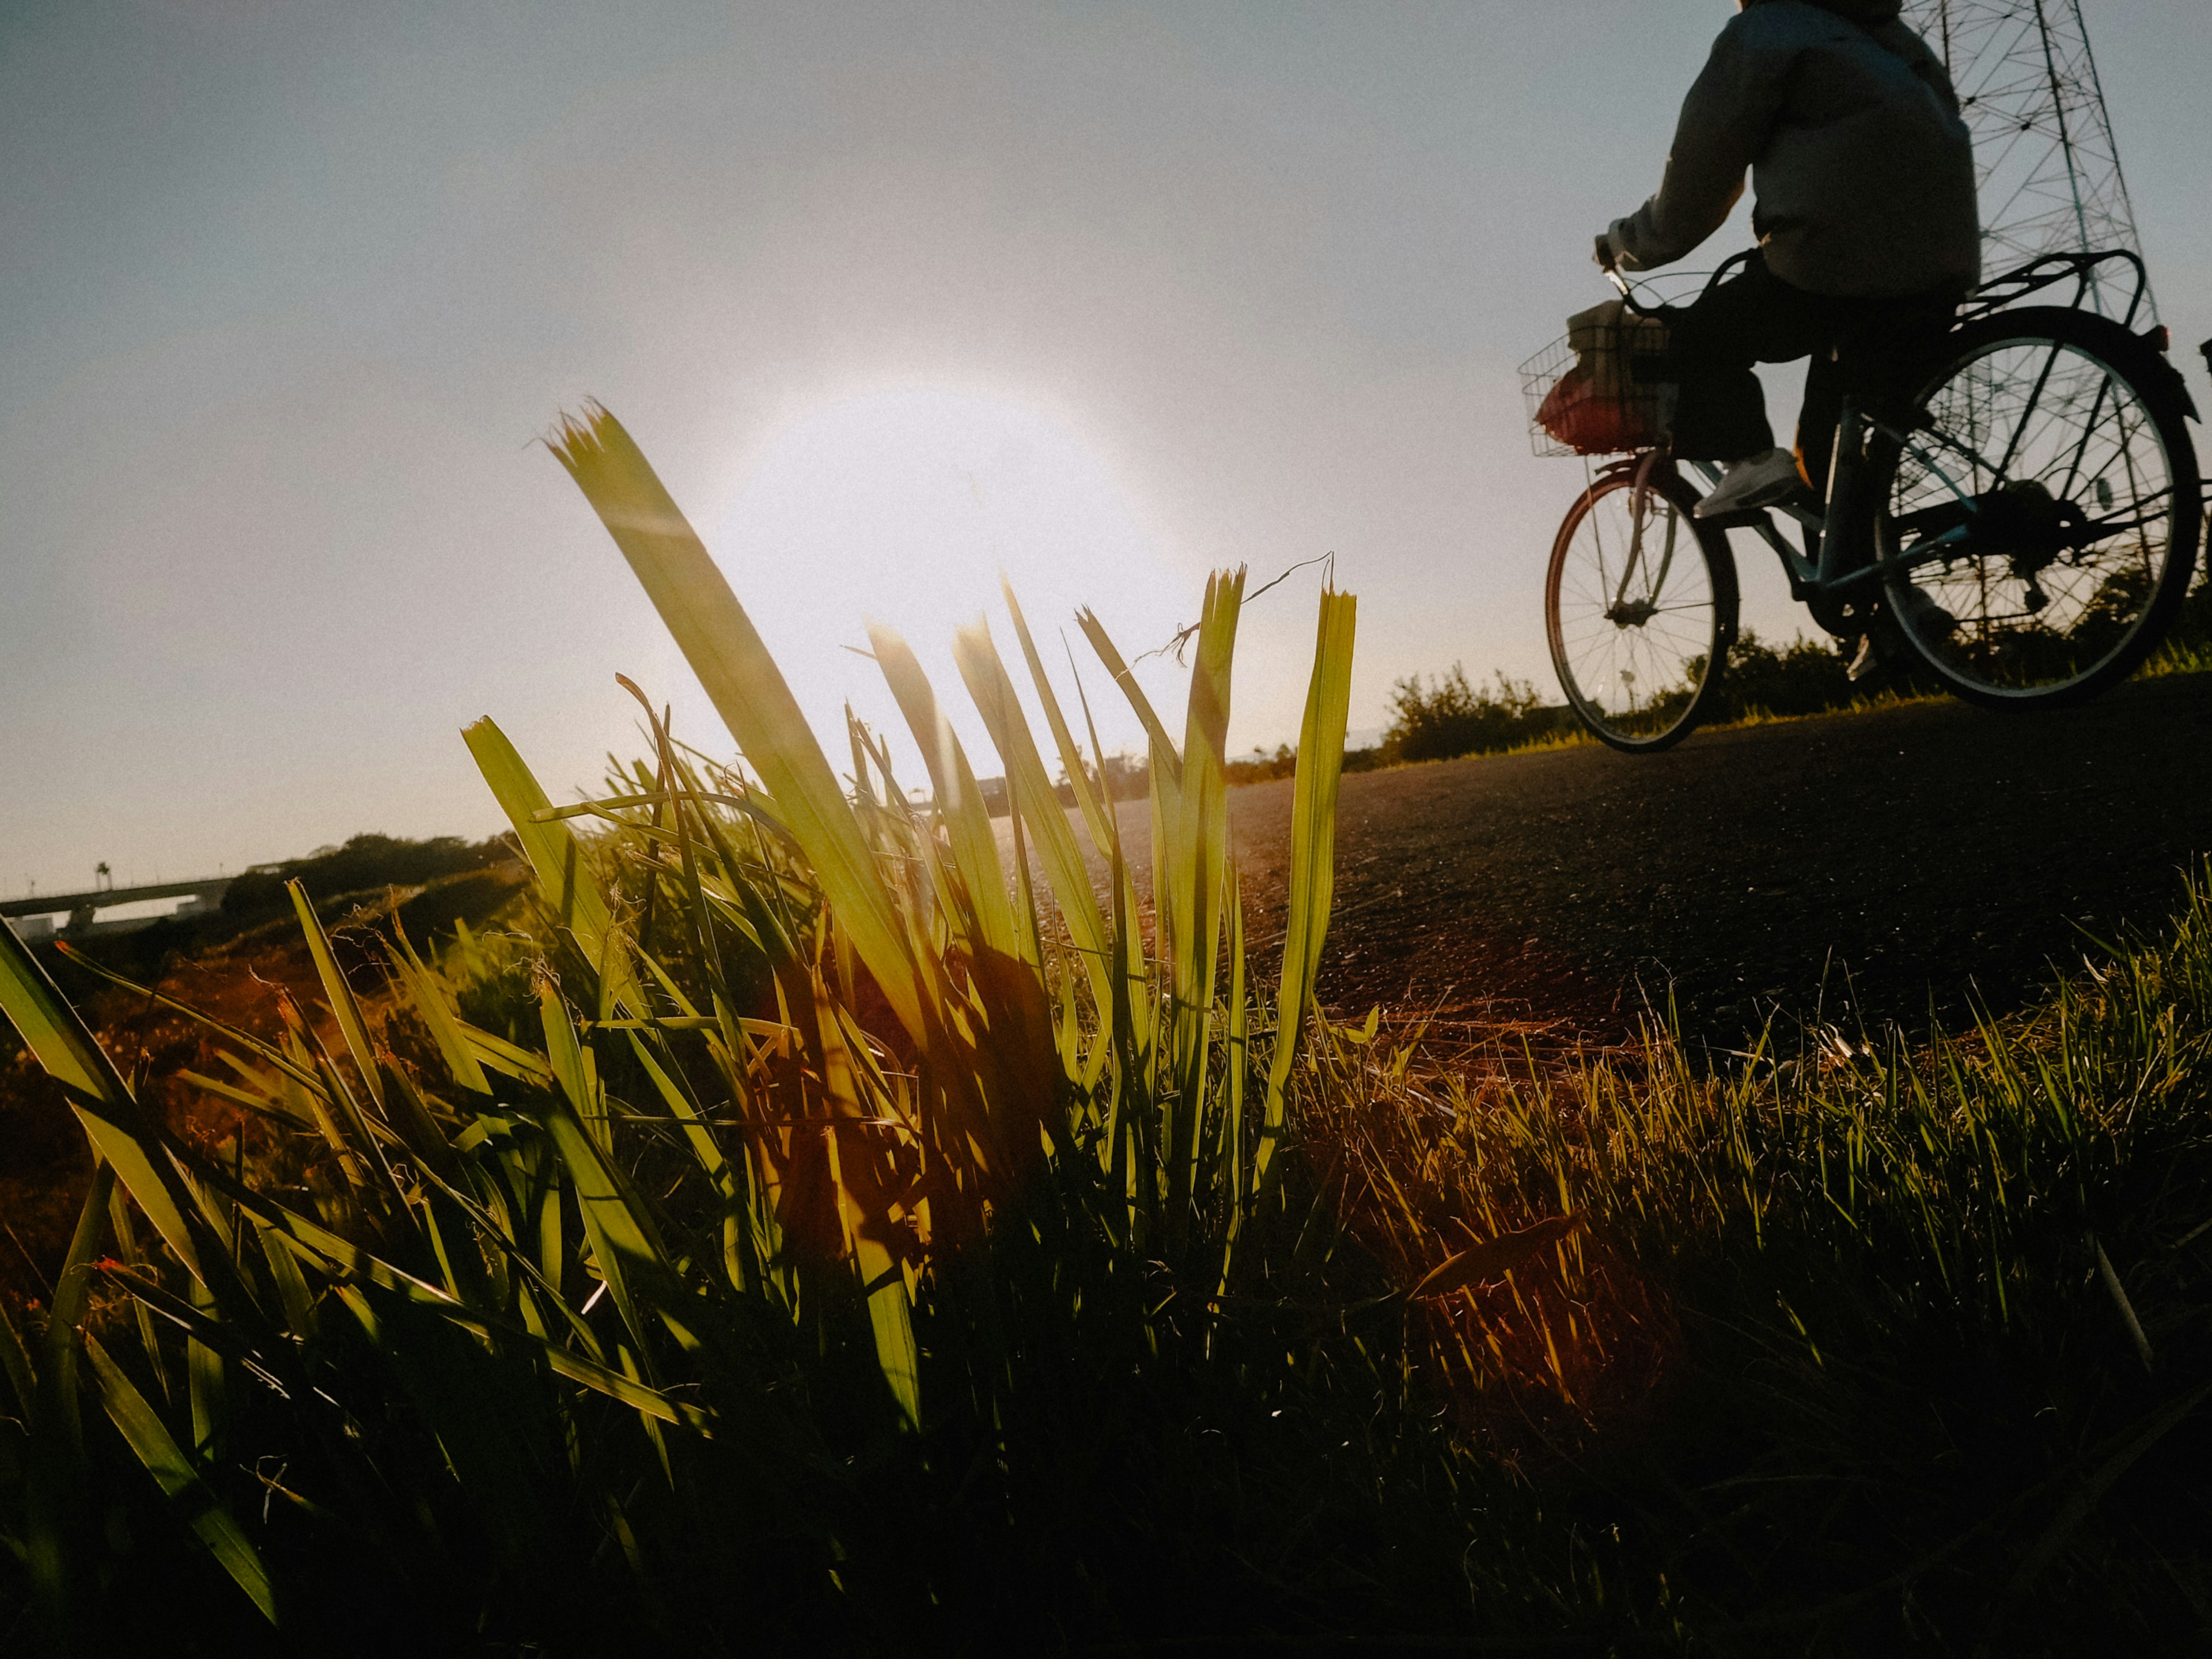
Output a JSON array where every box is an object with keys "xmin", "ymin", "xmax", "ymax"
[{"xmin": 1593, "ymin": 230, "xmax": 1619, "ymax": 272}]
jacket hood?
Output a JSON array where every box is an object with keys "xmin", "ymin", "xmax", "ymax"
[{"xmin": 1744, "ymin": 0, "xmax": 1904, "ymax": 21}]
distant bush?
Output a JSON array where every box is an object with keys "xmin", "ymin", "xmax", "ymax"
[
  {"xmin": 1226, "ymin": 744, "xmax": 1297, "ymax": 786},
  {"xmin": 1381, "ymin": 666, "xmax": 1573, "ymax": 763},
  {"xmin": 220, "ymin": 831, "xmax": 517, "ymax": 925},
  {"xmin": 1710, "ymin": 629, "xmax": 1855, "ymax": 719},
  {"xmin": 2166, "ymin": 572, "xmax": 2212, "ymax": 653},
  {"xmin": 1373, "ymin": 632, "xmax": 1914, "ymax": 767}
]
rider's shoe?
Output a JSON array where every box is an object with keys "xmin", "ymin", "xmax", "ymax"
[
  {"xmin": 1847, "ymin": 588, "xmax": 1958, "ymax": 683},
  {"xmin": 1846, "ymin": 630, "xmax": 1889, "ymax": 683},
  {"xmin": 1891, "ymin": 582, "xmax": 1957, "ymax": 643},
  {"xmin": 1693, "ymin": 448, "xmax": 1805, "ymax": 519}
]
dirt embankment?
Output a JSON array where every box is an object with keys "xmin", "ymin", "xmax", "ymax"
[{"xmin": 0, "ymin": 863, "xmax": 528, "ymax": 1308}]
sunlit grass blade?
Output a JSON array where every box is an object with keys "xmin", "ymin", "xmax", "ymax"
[
  {"xmin": 463, "ymin": 715, "xmax": 637, "ymax": 1012},
  {"xmin": 952, "ymin": 616, "xmax": 1113, "ymax": 1013},
  {"xmin": 1162, "ymin": 570, "xmax": 1242, "ymax": 1227},
  {"xmin": 1075, "ymin": 604, "xmax": 1185, "ymax": 967},
  {"xmin": 389, "ymin": 913, "xmax": 494, "ymax": 1094},
  {"xmin": 869, "ymin": 622, "xmax": 1018, "ymax": 960},
  {"xmin": 813, "ymin": 996, "xmax": 922, "ymax": 1429},
  {"xmin": 1004, "ymin": 581, "xmax": 1153, "ymax": 1056},
  {"xmin": 1257, "ymin": 586, "xmax": 1355, "ymax": 1194},
  {"xmin": 287, "ymin": 878, "xmax": 388, "ymax": 1112},
  {"xmin": 547, "ymin": 406, "xmax": 926, "ymax": 1046},
  {"xmin": 1074, "ymin": 605, "xmax": 1183, "ymax": 794},
  {"xmin": 1002, "ymin": 579, "xmax": 1118, "ymax": 861},
  {"xmin": 0, "ymin": 918, "xmax": 205, "ymax": 1281}
]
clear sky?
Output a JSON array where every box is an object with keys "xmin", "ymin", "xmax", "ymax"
[{"xmin": 4, "ymin": 0, "xmax": 2207, "ymax": 898}]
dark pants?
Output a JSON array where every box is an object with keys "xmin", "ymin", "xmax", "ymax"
[{"xmin": 1666, "ymin": 256, "xmax": 1959, "ymax": 495}]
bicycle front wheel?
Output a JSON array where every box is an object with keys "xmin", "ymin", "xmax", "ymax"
[
  {"xmin": 1871, "ymin": 306, "xmax": 2203, "ymax": 709},
  {"xmin": 1546, "ymin": 465, "xmax": 1739, "ymax": 752}
]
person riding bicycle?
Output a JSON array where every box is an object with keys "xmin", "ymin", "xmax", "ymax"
[{"xmin": 1595, "ymin": 0, "xmax": 1980, "ymax": 656}]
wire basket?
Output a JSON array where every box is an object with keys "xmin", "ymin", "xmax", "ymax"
[{"xmin": 1518, "ymin": 302, "xmax": 1676, "ymax": 459}]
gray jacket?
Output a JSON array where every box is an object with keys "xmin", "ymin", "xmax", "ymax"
[{"xmin": 1607, "ymin": 0, "xmax": 1979, "ymax": 298}]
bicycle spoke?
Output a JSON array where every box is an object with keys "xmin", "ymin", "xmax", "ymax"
[
  {"xmin": 1885, "ymin": 323, "xmax": 2187, "ymax": 702},
  {"xmin": 1548, "ymin": 469, "xmax": 1726, "ymax": 744}
]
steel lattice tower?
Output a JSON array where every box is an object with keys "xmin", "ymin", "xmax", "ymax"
[{"xmin": 1901, "ymin": 0, "xmax": 2154, "ymax": 320}]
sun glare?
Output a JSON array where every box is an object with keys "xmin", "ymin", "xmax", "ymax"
[{"xmin": 694, "ymin": 388, "xmax": 1197, "ymax": 786}]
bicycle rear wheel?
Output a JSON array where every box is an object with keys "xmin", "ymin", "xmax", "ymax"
[
  {"xmin": 1870, "ymin": 306, "xmax": 2202, "ymax": 708},
  {"xmin": 1546, "ymin": 462, "xmax": 1739, "ymax": 752}
]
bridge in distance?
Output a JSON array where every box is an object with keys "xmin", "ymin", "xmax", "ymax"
[{"xmin": 1, "ymin": 876, "xmax": 234, "ymax": 941}]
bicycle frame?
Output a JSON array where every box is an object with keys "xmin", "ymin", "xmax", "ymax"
[
  {"xmin": 1679, "ymin": 399, "xmax": 1981, "ymax": 631},
  {"xmin": 1552, "ymin": 244, "xmax": 2205, "ymax": 736},
  {"xmin": 1612, "ymin": 450, "xmax": 1681, "ymax": 622},
  {"xmin": 1601, "ymin": 258, "xmax": 2029, "ymax": 637}
]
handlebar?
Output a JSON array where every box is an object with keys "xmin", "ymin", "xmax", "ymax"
[{"xmin": 1603, "ymin": 248, "xmax": 1759, "ymax": 317}]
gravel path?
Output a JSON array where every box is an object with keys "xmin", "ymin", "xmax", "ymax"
[{"xmin": 1183, "ymin": 673, "xmax": 2212, "ymax": 1045}]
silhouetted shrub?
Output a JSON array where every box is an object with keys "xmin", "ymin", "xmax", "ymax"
[
  {"xmin": 1381, "ymin": 667, "xmax": 1573, "ymax": 763},
  {"xmin": 221, "ymin": 832, "xmax": 516, "ymax": 925},
  {"xmin": 1711, "ymin": 630, "xmax": 1854, "ymax": 719}
]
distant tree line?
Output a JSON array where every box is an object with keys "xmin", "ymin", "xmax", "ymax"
[
  {"xmin": 221, "ymin": 832, "xmax": 520, "ymax": 926},
  {"xmin": 1380, "ymin": 631, "xmax": 1880, "ymax": 764}
]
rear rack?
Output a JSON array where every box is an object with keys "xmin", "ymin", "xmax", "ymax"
[{"xmin": 1960, "ymin": 248, "xmax": 2152, "ymax": 327}]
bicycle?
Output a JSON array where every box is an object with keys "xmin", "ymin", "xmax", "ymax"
[{"xmin": 1520, "ymin": 248, "xmax": 2206, "ymax": 753}]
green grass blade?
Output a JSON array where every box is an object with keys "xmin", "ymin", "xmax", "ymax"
[
  {"xmin": 813, "ymin": 1001, "xmax": 923, "ymax": 1429},
  {"xmin": 1222, "ymin": 856, "xmax": 1249, "ymax": 1282},
  {"xmin": 0, "ymin": 918, "xmax": 128, "ymax": 1104},
  {"xmin": 1002, "ymin": 580, "xmax": 1118, "ymax": 862},
  {"xmin": 252, "ymin": 1218, "xmax": 321, "ymax": 1339},
  {"xmin": 84, "ymin": 1333, "xmax": 276, "ymax": 1623},
  {"xmin": 539, "ymin": 987, "xmax": 681, "ymax": 1358},
  {"xmin": 0, "ymin": 921, "xmax": 205, "ymax": 1281},
  {"xmin": 1074, "ymin": 606, "xmax": 1183, "ymax": 794},
  {"xmin": 389, "ymin": 916, "xmax": 493, "ymax": 1094},
  {"xmin": 869, "ymin": 623, "xmax": 1018, "ymax": 959},
  {"xmin": 1076, "ymin": 605, "xmax": 1186, "ymax": 968},
  {"xmin": 546, "ymin": 406, "xmax": 925, "ymax": 1046},
  {"xmin": 1256, "ymin": 586, "xmax": 1356, "ymax": 1195},
  {"xmin": 1162, "ymin": 571, "xmax": 1243, "ymax": 1226},
  {"xmin": 219, "ymin": 1167, "xmax": 702, "ymax": 1426},
  {"xmin": 287, "ymin": 879, "xmax": 387, "ymax": 1112},
  {"xmin": 187, "ymin": 1278, "xmax": 225, "ymax": 1461},
  {"xmin": 463, "ymin": 715, "xmax": 638, "ymax": 1013},
  {"xmin": 952, "ymin": 618, "xmax": 1113, "ymax": 1013},
  {"xmin": 42, "ymin": 1161, "xmax": 119, "ymax": 1460}
]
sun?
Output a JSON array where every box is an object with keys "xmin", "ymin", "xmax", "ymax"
[{"xmin": 693, "ymin": 388, "xmax": 1197, "ymax": 787}]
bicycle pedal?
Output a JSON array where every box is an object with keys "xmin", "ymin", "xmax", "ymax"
[
  {"xmin": 1846, "ymin": 635, "xmax": 1884, "ymax": 683},
  {"xmin": 1846, "ymin": 619, "xmax": 1909, "ymax": 684}
]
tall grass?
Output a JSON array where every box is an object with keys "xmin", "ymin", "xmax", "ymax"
[
  {"xmin": 0, "ymin": 406, "xmax": 1366, "ymax": 1650},
  {"xmin": 1297, "ymin": 889, "xmax": 2212, "ymax": 1646},
  {"xmin": 5, "ymin": 406, "xmax": 2211, "ymax": 1652}
]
